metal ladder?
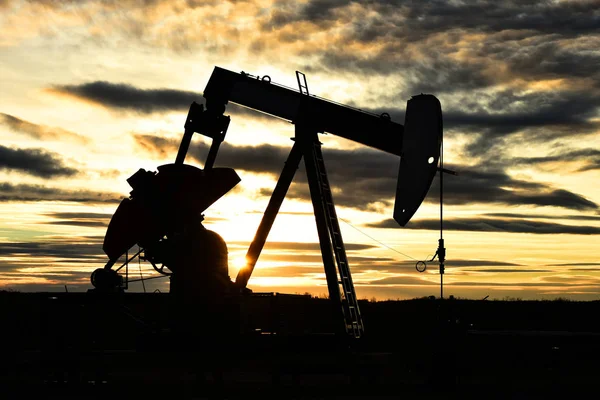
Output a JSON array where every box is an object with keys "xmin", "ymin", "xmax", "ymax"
[
  {"xmin": 310, "ymin": 142, "xmax": 364, "ymax": 338},
  {"xmin": 296, "ymin": 71, "xmax": 310, "ymax": 96}
]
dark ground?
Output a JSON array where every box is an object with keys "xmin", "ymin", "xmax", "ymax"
[{"xmin": 1, "ymin": 291, "xmax": 599, "ymax": 398}]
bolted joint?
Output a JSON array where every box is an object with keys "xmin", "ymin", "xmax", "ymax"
[{"xmin": 437, "ymin": 238, "xmax": 446, "ymax": 263}]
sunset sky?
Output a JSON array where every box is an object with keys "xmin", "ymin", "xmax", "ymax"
[{"xmin": 1, "ymin": 0, "xmax": 599, "ymax": 300}]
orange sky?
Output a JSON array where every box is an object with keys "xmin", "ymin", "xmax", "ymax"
[{"xmin": 1, "ymin": 0, "xmax": 599, "ymax": 300}]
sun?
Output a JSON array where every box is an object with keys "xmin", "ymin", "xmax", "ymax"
[{"xmin": 231, "ymin": 256, "xmax": 248, "ymax": 270}]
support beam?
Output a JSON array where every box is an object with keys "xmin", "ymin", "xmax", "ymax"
[
  {"xmin": 298, "ymin": 127, "xmax": 343, "ymax": 324},
  {"xmin": 235, "ymin": 141, "xmax": 303, "ymax": 288},
  {"xmin": 175, "ymin": 129, "xmax": 194, "ymax": 165},
  {"xmin": 204, "ymin": 138, "xmax": 222, "ymax": 170},
  {"xmin": 203, "ymin": 67, "xmax": 404, "ymax": 156}
]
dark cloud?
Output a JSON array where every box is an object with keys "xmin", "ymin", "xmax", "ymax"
[
  {"xmin": 367, "ymin": 90, "xmax": 600, "ymax": 159},
  {"xmin": 271, "ymin": 1, "xmax": 600, "ymax": 64},
  {"xmin": 459, "ymin": 91, "xmax": 599, "ymax": 134},
  {"xmin": 45, "ymin": 212, "xmax": 113, "ymax": 219},
  {"xmin": 0, "ymin": 182, "xmax": 121, "ymax": 203},
  {"xmin": 548, "ymin": 262, "xmax": 600, "ymax": 267},
  {"xmin": 268, "ymin": 1, "xmax": 600, "ymax": 94},
  {"xmin": 0, "ymin": 241, "xmax": 105, "ymax": 260},
  {"xmin": 43, "ymin": 220, "xmax": 108, "ymax": 227},
  {"xmin": 304, "ymin": 46, "xmax": 494, "ymax": 95},
  {"xmin": 286, "ymin": 161, "xmax": 598, "ymax": 211},
  {"xmin": 39, "ymin": 212, "xmax": 111, "ymax": 228},
  {"xmin": 542, "ymin": 274, "xmax": 600, "ymax": 283},
  {"xmin": 50, "ymin": 81, "xmax": 199, "ymax": 114},
  {"xmin": 511, "ymin": 148, "xmax": 600, "ymax": 172},
  {"xmin": 134, "ymin": 134, "xmax": 598, "ymax": 212},
  {"xmin": 499, "ymin": 40, "xmax": 600, "ymax": 87},
  {"xmin": 368, "ymin": 217, "xmax": 600, "ymax": 235},
  {"xmin": 485, "ymin": 213, "xmax": 600, "ymax": 221},
  {"xmin": 462, "ymin": 269, "xmax": 552, "ymax": 273},
  {"xmin": 449, "ymin": 281, "xmax": 600, "ymax": 288},
  {"xmin": 0, "ymin": 145, "xmax": 78, "ymax": 178},
  {"xmin": 444, "ymin": 259, "xmax": 520, "ymax": 267},
  {"xmin": 208, "ymin": 142, "xmax": 292, "ymax": 176},
  {"xmin": 354, "ymin": 259, "xmax": 522, "ymax": 274},
  {"xmin": 453, "ymin": 92, "xmax": 600, "ymax": 157},
  {"xmin": 0, "ymin": 112, "xmax": 89, "ymax": 144},
  {"xmin": 283, "ymin": 180, "xmax": 393, "ymax": 212},
  {"xmin": 570, "ymin": 268, "xmax": 600, "ymax": 272}
]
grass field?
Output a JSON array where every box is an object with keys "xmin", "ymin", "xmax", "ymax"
[{"xmin": 2, "ymin": 291, "xmax": 599, "ymax": 398}]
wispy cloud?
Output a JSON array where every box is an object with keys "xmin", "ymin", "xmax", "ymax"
[
  {"xmin": 485, "ymin": 213, "xmax": 600, "ymax": 221},
  {"xmin": 369, "ymin": 217, "xmax": 600, "ymax": 235},
  {"xmin": 41, "ymin": 211, "xmax": 112, "ymax": 227},
  {"xmin": 1, "ymin": 113, "xmax": 89, "ymax": 144},
  {"xmin": 0, "ymin": 183, "xmax": 121, "ymax": 203},
  {"xmin": 510, "ymin": 148, "xmax": 600, "ymax": 172}
]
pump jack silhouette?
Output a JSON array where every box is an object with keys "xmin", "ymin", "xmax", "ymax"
[{"xmin": 95, "ymin": 67, "xmax": 443, "ymax": 338}]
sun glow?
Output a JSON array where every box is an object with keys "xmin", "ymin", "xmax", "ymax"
[{"xmin": 231, "ymin": 256, "xmax": 248, "ymax": 271}]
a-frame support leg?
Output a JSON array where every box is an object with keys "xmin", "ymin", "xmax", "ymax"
[{"xmin": 235, "ymin": 141, "xmax": 303, "ymax": 289}]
